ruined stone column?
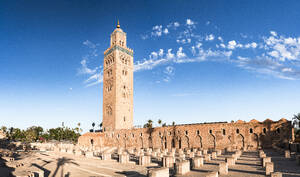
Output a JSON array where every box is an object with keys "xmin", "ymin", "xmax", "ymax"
[
  {"xmin": 148, "ymin": 167, "xmax": 169, "ymax": 177},
  {"xmin": 262, "ymin": 157, "xmax": 271, "ymax": 167},
  {"xmin": 226, "ymin": 157, "xmax": 235, "ymax": 166},
  {"xmin": 163, "ymin": 156, "xmax": 175, "ymax": 168},
  {"xmin": 192, "ymin": 157, "xmax": 204, "ymax": 168},
  {"xmin": 175, "ymin": 160, "xmax": 190, "ymax": 175},
  {"xmin": 218, "ymin": 162, "xmax": 228, "ymax": 175},
  {"xmin": 265, "ymin": 162, "xmax": 274, "ymax": 175},
  {"xmin": 285, "ymin": 150, "xmax": 291, "ymax": 158}
]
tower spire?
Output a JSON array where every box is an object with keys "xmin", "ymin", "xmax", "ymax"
[{"xmin": 117, "ymin": 19, "xmax": 120, "ymax": 28}]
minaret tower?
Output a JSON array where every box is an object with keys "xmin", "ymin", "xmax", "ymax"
[{"xmin": 102, "ymin": 21, "xmax": 134, "ymax": 131}]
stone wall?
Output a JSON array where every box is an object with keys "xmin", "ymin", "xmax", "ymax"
[{"xmin": 78, "ymin": 118, "xmax": 292, "ymax": 150}]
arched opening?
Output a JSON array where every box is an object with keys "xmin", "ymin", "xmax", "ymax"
[
  {"xmin": 249, "ymin": 133, "xmax": 259, "ymax": 150},
  {"xmin": 236, "ymin": 134, "xmax": 245, "ymax": 150},
  {"xmin": 164, "ymin": 137, "xmax": 167, "ymax": 149},
  {"xmin": 148, "ymin": 137, "xmax": 153, "ymax": 148},
  {"xmin": 196, "ymin": 135, "xmax": 203, "ymax": 148},
  {"xmin": 171, "ymin": 139, "xmax": 175, "ymax": 148},
  {"xmin": 179, "ymin": 138, "xmax": 182, "ymax": 149},
  {"xmin": 181, "ymin": 136, "xmax": 189, "ymax": 149},
  {"xmin": 140, "ymin": 137, "xmax": 144, "ymax": 149},
  {"xmin": 207, "ymin": 134, "xmax": 216, "ymax": 150}
]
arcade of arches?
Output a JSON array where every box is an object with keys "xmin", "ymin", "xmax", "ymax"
[{"xmin": 78, "ymin": 118, "xmax": 293, "ymax": 151}]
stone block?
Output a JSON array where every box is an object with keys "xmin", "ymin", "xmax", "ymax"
[
  {"xmin": 139, "ymin": 155, "xmax": 151, "ymax": 165},
  {"xmin": 285, "ymin": 150, "xmax": 291, "ymax": 158},
  {"xmin": 119, "ymin": 153, "xmax": 130, "ymax": 163},
  {"xmin": 218, "ymin": 162, "xmax": 228, "ymax": 175},
  {"xmin": 232, "ymin": 154, "xmax": 238, "ymax": 161},
  {"xmin": 66, "ymin": 149, "xmax": 73, "ymax": 154},
  {"xmin": 204, "ymin": 154, "xmax": 211, "ymax": 162},
  {"xmin": 85, "ymin": 151, "xmax": 94, "ymax": 158},
  {"xmin": 179, "ymin": 153, "xmax": 185, "ymax": 160},
  {"xmin": 75, "ymin": 150, "xmax": 82, "ymax": 156},
  {"xmin": 151, "ymin": 151, "xmax": 157, "ymax": 157},
  {"xmin": 266, "ymin": 162, "xmax": 274, "ymax": 175},
  {"xmin": 188, "ymin": 152, "xmax": 194, "ymax": 158},
  {"xmin": 102, "ymin": 153, "xmax": 111, "ymax": 160},
  {"xmin": 175, "ymin": 160, "xmax": 190, "ymax": 175},
  {"xmin": 10, "ymin": 170, "xmax": 35, "ymax": 177},
  {"xmin": 163, "ymin": 156, "xmax": 174, "ymax": 168},
  {"xmin": 226, "ymin": 157, "xmax": 235, "ymax": 166},
  {"xmin": 196, "ymin": 151, "xmax": 202, "ymax": 156},
  {"xmin": 192, "ymin": 157, "xmax": 204, "ymax": 168},
  {"xmin": 271, "ymin": 172, "xmax": 282, "ymax": 177},
  {"xmin": 211, "ymin": 152, "xmax": 217, "ymax": 159},
  {"xmin": 262, "ymin": 157, "xmax": 271, "ymax": 167},
  {"xmin": 203, "ymin": 149, "xmax": 208, "ymax": 155},
  {"xmin": 148, "ymin": 167, "xmax": 169, "ymax": 177},
  {"xmin": 205, "ymin": 171, "xmax": 218, "ymax": 177}
]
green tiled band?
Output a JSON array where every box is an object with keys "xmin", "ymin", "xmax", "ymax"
[{"xmin": 104, "ymin": 45, "xmax": 133, "ymax": 57}]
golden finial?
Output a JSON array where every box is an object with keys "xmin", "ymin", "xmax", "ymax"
[{"xmin": 117, "ymin": 19, "xmax": 120, "ymax": 28}]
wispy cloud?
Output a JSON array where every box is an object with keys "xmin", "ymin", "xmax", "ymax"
[{"xmin": 80, "ymin": 20, "xmax": 300, "ymax": 87}]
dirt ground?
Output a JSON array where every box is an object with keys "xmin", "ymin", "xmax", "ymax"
[{"xmin": 0, "ymin": 149, "xmax": 299, "ymax": 177}]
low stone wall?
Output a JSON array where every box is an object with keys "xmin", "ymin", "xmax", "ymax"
[{"xmin": 78, "ymin": 119, "xmax": 292, "ymax": 151}]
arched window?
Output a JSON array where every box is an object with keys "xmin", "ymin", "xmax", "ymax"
[
  {"xmin": 185, "ymin": 130, "xmax": 188, "ymax": 135},
  {"xmin": 250, "ymin": 128, "xmax": 253, "ymax": 133},
  {"xmin": 209, "ymin": 130, "xmax": 212, "ymax": 134},
  {"xmin": 263, "ymin": 128, "xmax": 266, "ymax": 134},
  {"xmin": 277, "ymin": 128, "xmax": 280, "ymax": 134},
  {"xmin": 197, "ymin": 130, "xmax": 200, "ymax": 135},
  {"xmin": 123, "ymin": 116, "xmax": 126, "ymax": 122},
  {"xmin": 223, "ymin": 129, "xmax": 226, "ymax": 135},
  {"xmin": 236, "ymin": 129, "xmax": 239, "ymax": 134}
]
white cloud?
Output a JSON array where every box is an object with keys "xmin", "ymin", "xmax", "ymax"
[
  {"xmin": 270, "ymin": 31, "xmax": 277, "ymax": 36},
  {"xmin": 150, "ymin": 51, "xmax": 158, "ymax": 59},
  {"xmin": 166, "ymin": 49, "xmax": 175, "ymax": 59},
  {"xmin": 186, "ymin": 19, "xmax": 195, "ymax": 26},
  {"xmin": 176, "ymin": 47, "xmax": 186, "ymax": 58},
  {"xmin": 218, "ymin": 36, "xmax": 223, "ymax": 42},
  {"xmin": 228, "ymin": 40, "xmax": 237, "ymax": 50},
  {"xmin": 220, "ymin": 43, "xmax": 226, "ymax": 48},
  {"xmin": 158, "ymin": 49, "xmax": 164, "ymax": 57},
  {"xmin": 174, "ymin": 22, "xmax": 180, "ymax": 27},
  {"xmin": 206, "ymin": 21, "xmax": 210, "ymax": 25},
  {"xmin": 164, "ymin": 66, "xmax": 175, "ymax": 76},
  {"xmin": 251, "ymin": 42, "xmax": 257, "ymax": 48},
  {"xmin": 282, "ymin": 68, "xmax": 293, "ymax": 72},
  {"xmin": 163, "ymin": 28, "xmax": 169, "ymax": 34},
  {"xmin": 205, "ymin": 34, "xmax": 215, "ymax": 41},
  {"xmin": 83, "ymin": 40, "xmax": 96, "ymax": 49},
  {"xmin": 78, "ymin": 59, "xmax": 97, "ymax": 75},
  {"xmin": 151, "ymin": 25, "xmax": 163, "ymax": 37}
]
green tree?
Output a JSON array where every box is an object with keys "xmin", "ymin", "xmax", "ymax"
[
  {"xmin": 92, "ymin": 122, "xmax": 95, "ymax": 132},
  {"xmin": 158, "ymin": 119, "xmax": 162, "ymax": 126}
]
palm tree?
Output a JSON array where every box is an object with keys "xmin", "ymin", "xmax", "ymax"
[
  {"xmin": 158, "ymin": 119, "xmax": 162, "ymax": 126},
  {"xmin": 172, "ymin": 121, "xmax": 175, "ymax": 126},
  {"xmin": 147, "ymin": 119, "xmax": 153, "ymax": 128},
  {"xmin": 293, "ymin": 113, "xmax": 300, "ymax": 127},
  {"xmin": 92, "ymin": 122, "xmax": 95, "ymax": 132}
]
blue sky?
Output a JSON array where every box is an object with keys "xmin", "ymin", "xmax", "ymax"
[{"xmin": 1, "ymin": 0, "xmax": 300, "ymax": 132}]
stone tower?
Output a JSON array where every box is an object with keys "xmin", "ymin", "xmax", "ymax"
[{"xmin": 102, "ymin": 21, "xmax": 134, "ymax": 131}]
